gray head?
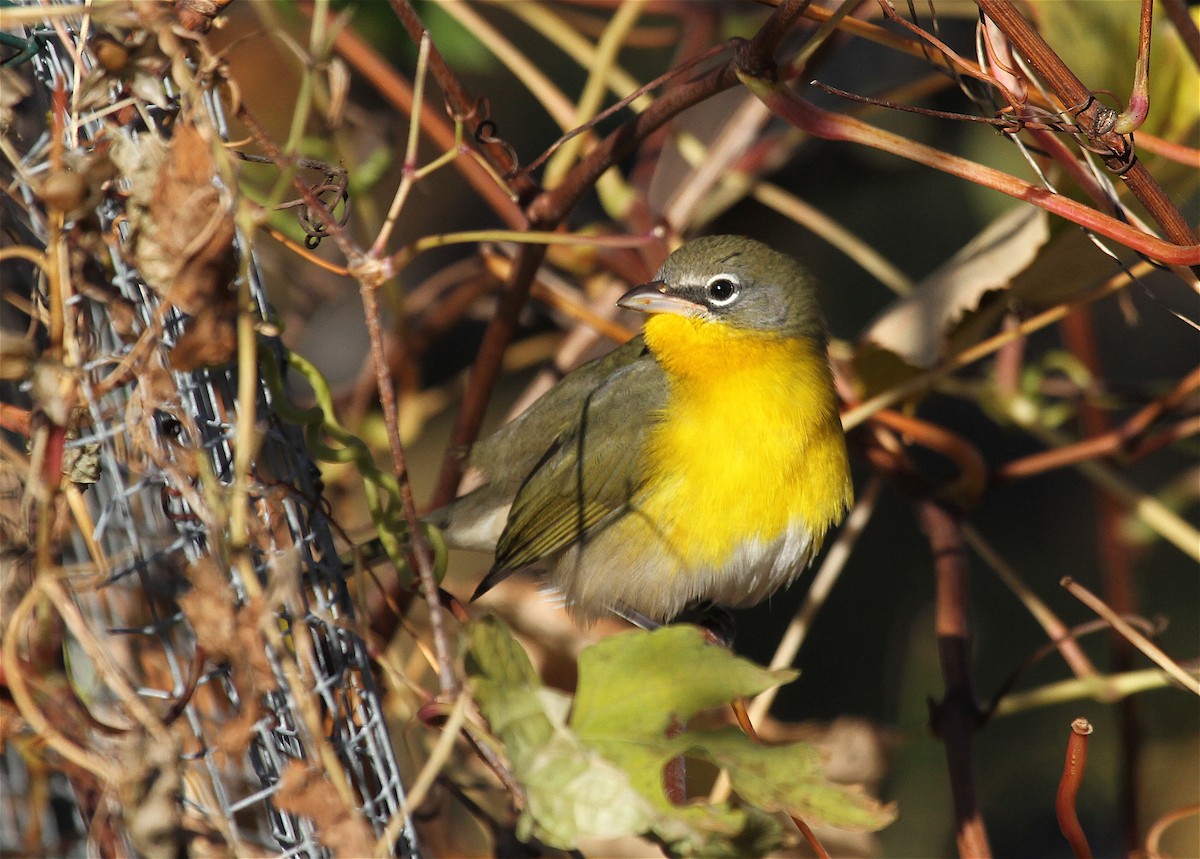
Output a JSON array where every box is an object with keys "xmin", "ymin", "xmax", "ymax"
[{"xmin": 618, "ymin": 235, "xmax": 828, "ymax": 342}]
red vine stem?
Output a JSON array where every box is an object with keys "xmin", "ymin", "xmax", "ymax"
[
  {"xmin": 1056, "ymin": 718, "xmax": 1094, "ymax": 859},
  {"xmin": 743, "ymin": 80, "xmax": 1200, "ymax": 266},
  {"xmin": 995, "ymin": 364, "xmax": 1200, "ymax": 481},
  {"xmin": 973, "ymin": 0, "xmax": 1199, "ymax": 264}
]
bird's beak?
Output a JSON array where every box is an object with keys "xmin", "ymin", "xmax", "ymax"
[{"xmin": 616, "ymin": 281, "xmax": 704, "ymax": 317}]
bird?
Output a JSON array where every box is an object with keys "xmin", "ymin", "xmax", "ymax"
[{"xmin": 427, "ymin": 235, "xmax": 853, "ymax": 626}]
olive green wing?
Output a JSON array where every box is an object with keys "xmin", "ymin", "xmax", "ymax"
[
  {"xmin": 471, "ymin": 354, "xmax": 668, "ymax": 599},
  {"xmin": 428, "ymin": 336, "xmax": 651, "ymax": 552},
  {"xmin": 468, "ymin": 335, "xmax": 651, "ymax": 491}
]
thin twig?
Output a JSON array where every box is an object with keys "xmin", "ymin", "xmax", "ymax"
[
  {"xmin": 360, "ymin": 282, "xmax": 457, "ymax": 696},
  {"xmin": 963, "ymin": 525, "xmax": 1098, "ymax": 681},
  {"xmin": 385, "ymin": 0, "xmax": 539, "ymax": 203},
  {"xmin": 1061, "ymin": 578, "xmax": 1200, "ymax": 695},
  {"xmin": 308, "ymin": 3, "xmax": 526, "ymax": 226},
  {"xmin": 993, "ymin": 668, "xmax": 1172, "ymax": 718},
  {"xmin": 995, "ymin": 364, "xmax": 1200, "ymax": 481}
]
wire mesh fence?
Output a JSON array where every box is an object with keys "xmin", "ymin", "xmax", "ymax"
[{"xmin": 1, "ymin": 5, "xmax": 418, "ymax": 857}]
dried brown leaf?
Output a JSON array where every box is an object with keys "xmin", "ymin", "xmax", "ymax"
[
  {"xmin": 274, "ymin": 762, "xmax": 376, "ymax": 859},
  {"xmin": 168, "ymin": 307, "xmax": 237, "ymax": 371},
  {"xmin": 0, "ymin": 67, "xmax": 31, "ymax": 131},
  {"xmin": 134, "ymin": 121, "xmax": 238, "ymax": 369},
  {"xmin": 180, "ymin": 560, "xmax": 275, "ymax": 760},
  {"xmin": 119, "ymin": 731, "xmax": 185, "ymax": 859},
  {"xmin": 179, "ymin": 558, "xmax": 237, "ymax": 657},
  {"xmin": 861, "ymin": 205, "xmax": 1049, "ymax": 368}
]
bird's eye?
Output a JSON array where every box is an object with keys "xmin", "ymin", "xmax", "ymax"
[{"xmin": 706, "ymin": 275, "xmax": 740, "ymax": 306}]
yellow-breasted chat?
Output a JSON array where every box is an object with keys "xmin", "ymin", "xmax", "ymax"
[{"xmin": 427, "ymin": 235, "xmax": 853, "ymax": 625}]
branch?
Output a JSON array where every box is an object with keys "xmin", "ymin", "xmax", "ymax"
[
  {"xmin": 386, "ymin": 0, "xmax": 540, "ymax": 204},
  {"xmin": 310, "ymin": 3, "xmax": 527, "ymax": 228},
  {"xmin": 917, "ymin": 499, "xmax": 993, "ymax": 859},
  {"xmin": 743, "ymin": 80, "xmax": 1200, "ymax": 266},
  {"xmin": 995, "ymin": 366, "xmax": 1200, "ymax": 481},
  {"xmin": 974, "ymin": 0, "xmax": 1200, "ymax": 264}
]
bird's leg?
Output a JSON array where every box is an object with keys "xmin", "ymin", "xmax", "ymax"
[
  {"xmin": 673, "ymin": 602, "xmax": 736, "ymax": 648},
  {"xmin": 609, "ymin": 603, "xmax": 661, "ymax": 631},
  {"xmin": 610, "ymin": 601, "xmax": 737, "ymax": 646}
]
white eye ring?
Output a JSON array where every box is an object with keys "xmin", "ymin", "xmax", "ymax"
[{"xmin": 705, "ymin": 274, "xmax": 740, "ymax": 306}]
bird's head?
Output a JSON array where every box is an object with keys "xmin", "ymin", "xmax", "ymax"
[{"xmin": 617, "ymin": 235, "xmax": 827, "ymax": 343}]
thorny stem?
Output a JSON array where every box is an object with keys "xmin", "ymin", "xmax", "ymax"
[
  {"xmin": 917, "ymin": 499, "xmax": 992, "ymax": 859},
  {"xmin": 1056, "ymin": 718, "xmax": 1094, "ymax": 859}
]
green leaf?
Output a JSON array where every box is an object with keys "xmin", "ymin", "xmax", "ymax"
[
  {"xmin": 570, "ymin": 626, "xmax": 892, "ymax": 854},
  {"xmin": 464, "ymin": 618, "xmax": 657, "ymax": 849},
  {"xmin": 570, "ymin": 625, "xmax": 796, "ymax": 741},
  {"xmin": 681, "ymin": 727, "xmax": 897, "ymax": 831},
  {"xmin": 467, "ymin": 621, "xmax": 894, "ymax": 857}
]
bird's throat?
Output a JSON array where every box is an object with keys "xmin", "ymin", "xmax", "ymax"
[{"xmin": 638, "ymin": 313, "xmax": 852, "ymax": 570}]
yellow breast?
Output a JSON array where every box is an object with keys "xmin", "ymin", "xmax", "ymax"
[{"xmin": 636, "ymin": 313, "xmax": 853, "ymax": 573}]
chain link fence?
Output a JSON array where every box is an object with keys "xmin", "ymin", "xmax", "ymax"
[{"xmin": 1, "ymin": 5, "xmax": 419, "ymax": 856}]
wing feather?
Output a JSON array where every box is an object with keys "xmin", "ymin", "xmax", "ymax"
[{"xmin": 478, "ymin": 353, "xmax": 668, "ymax": 592}]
